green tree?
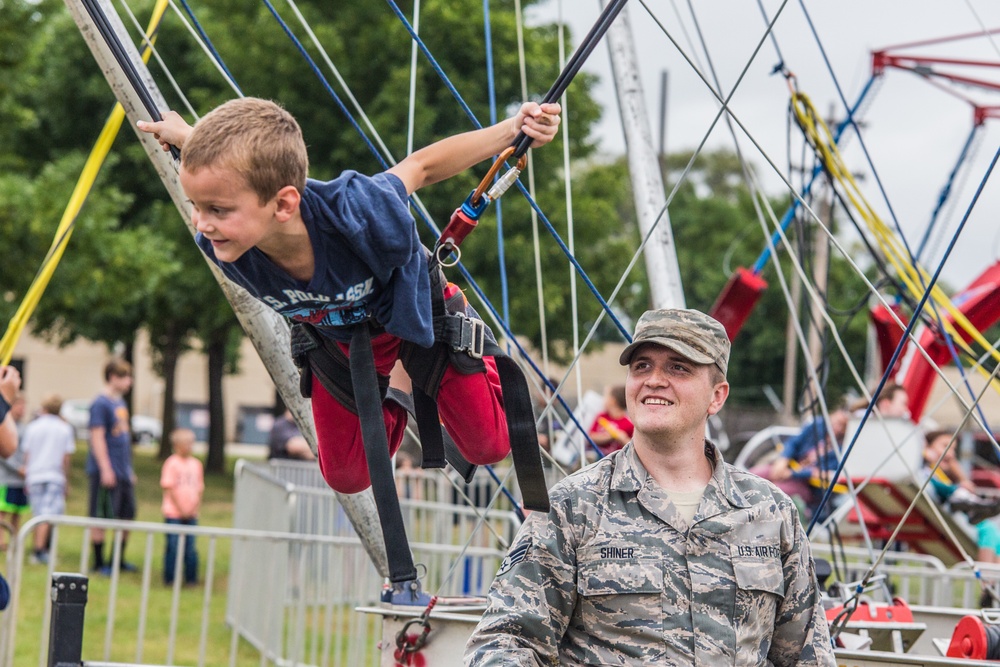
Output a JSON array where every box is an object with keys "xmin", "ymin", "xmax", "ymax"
[{"xmin": 664, "ymin": 149, "xmax": 869, "ymax": 408}]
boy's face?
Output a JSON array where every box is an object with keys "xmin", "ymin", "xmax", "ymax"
[
  {"xmin": 181, "ymin": 164, "xmax": 278, "ymax": 263},
  {"xmin": 173, "ymin": 435, "xmax": 194, "ymax": 456}
]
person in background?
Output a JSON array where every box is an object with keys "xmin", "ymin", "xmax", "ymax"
[
  {"xmin": 0, "ymin": 394, "xmax": 27, "ymax": 550},
  {"xmin": 587, "ymin": 384, "xmax": 633, "ymax": 457},
  {"xmin": 922, "ymin": 430, "xmax": 1000, "ymax": 562},
  {"xmin": 88, "ymin": 358, "xmax": 137, "ymax": 575},
  {"xmin": 466, "ymin": 308, "xmax": 834, "ymax": 666},
  {"xmin": 267, "ymin": 409, "xmax": 315, "ymax": 461},
  {"xmin": 22, "ymin": 394, "xmax": 76, "ymax": 565},
  {"xmin": 874, "ymin": 382, "xmax": 909, "ymax": 419},
  {"xmin": 0, "ymin": 366, "xmax": 22, "ymax": 458},
  {"xmin": 758, "ymin": 407, "xmax": 849, "ymax": 522},
  {"xmin": 161, "ymin": 428, "xmax": 204, "ymax": 586}
]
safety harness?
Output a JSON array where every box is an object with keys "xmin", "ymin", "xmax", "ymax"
[{"xmin": 291, "ymin": 259, "xmax": 548, "ymax": 583}]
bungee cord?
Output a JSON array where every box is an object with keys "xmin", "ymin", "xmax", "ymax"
[
  {"xmin": 71, "ymin": 0, "xmax": 1000, "ymax": 626},
  {"xmin": 117, "ymin": 0, "xmax": 199, "ymax": 119},
  {"xmin": 0, "ymin": 0, "xmax": 171, "ymax": 365},
  {"xmin": 808, "ymin": 141, "xmax": 1000, "ymax": 535},
  {"xmin": 382, "ymin": 0, "xmax": 633, "ymax": 341}
]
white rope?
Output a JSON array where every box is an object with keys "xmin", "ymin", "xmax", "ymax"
[
  {"xmin": 281, "ymin": 0, "xmax": 398, "ymax": 166},
  {"xmin": 513, "ymin": 0, "xmax": 551, "ymax": 387},
  {"xmin": 406, "ymin": 0, "xmax": 421, "ymax": 156},
  {"xmin": 117, "ymin": 0, "xmax": 200, "ymax": 118},
  {"xmin": 556, "ymin": 0, "xmax": 586, "ymax": 466},
  {"xmin": 164, "ymin": 0, "xmax": 241, "ymax": 99}
]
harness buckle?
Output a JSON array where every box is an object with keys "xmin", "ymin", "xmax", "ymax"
[{"xmin": 453, "ymin": 314, "xmax": 485, "ymax": 359}]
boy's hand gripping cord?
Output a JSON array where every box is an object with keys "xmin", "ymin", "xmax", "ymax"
[
  {"xmin": 80, "ymin": 0, "xmax": 181, "ymax": 161},
  {"xmin": 433, "ymin": 0, "xmax": 629, "ymax": 265}
]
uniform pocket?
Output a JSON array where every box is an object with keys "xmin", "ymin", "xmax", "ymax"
[
  {"xmin": 578, "ymin": 558, "xmax": 663, "ymax": 596},
  {"xmin": 576, "ymin": 559, "xmax": 666, "ymax": 661},
  {"xmin": 731, "ymin": 545, "xmax": 784, "ymax": 664},
  {"xmin": 731, "ymin": 554, "xmax": 785, "ymax": 597}
]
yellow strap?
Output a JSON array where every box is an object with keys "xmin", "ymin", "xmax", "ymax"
[
  {"xmin": 788, "ymin": 458, "xmax": 846, "ymax": 493},
  {"xmin": 791, "ymin": 92, "xmax": 1000, "ymax": 391},
  {"xmin": 0, "ymin": 0, "xmax": 170, "ymax": 365}
]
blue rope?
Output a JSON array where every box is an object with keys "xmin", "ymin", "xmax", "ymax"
[
  {"xmin": 751, "ymin": 74, "xmax": 877, "ymax": 273},
  {"xmin": 926, "ymin": 299, "xmax": 995, "ymax": 438},
  {"xmin": 482, "ymin": 0, "xmax": 511, "ymax": 327},
  {"xmin": 808, "ymin": 141, "xmax": 1000, "ymax": 536},
  {"xmin": 259, "ymin": 0, "xmax": 392, "ymax": 173},
  {"xmin": 383, "ymin": 0, "xmax": 631, "ymax": 341},
  {"xmin": 916, "ymin": 123, "xmax": 980, "ymax": 263},
  {"xmin": 255, "ymin": 0, "xmax": 611, "ymax": 485},
  {"xmin": 796, "ymin": 0, "xmax": 924, "ymax": 276},
  {"xmin": 457, "ymin": 261, "xmax": 607, "ymax": 462},
  {"xmin": 175, "ymin": 0, "xmax": 242, "ymax": 94}
]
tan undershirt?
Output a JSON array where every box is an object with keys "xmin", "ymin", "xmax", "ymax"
[{"xmin": 665, "ymin": 486, "xmax": 707, "ymax": 524}]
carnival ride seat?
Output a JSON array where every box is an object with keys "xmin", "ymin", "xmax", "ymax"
[
  {"xmin": 842, "ymin": 478, "xmax": 977, "ymax": 567},
  {"xmin": 829, "ymin": 417, "xmax": 981, "ymax": 565}
]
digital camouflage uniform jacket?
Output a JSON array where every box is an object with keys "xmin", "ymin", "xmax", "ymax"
[{"xmin": 466, "ymin": 442, "xmax": 835, "ymax": 666}]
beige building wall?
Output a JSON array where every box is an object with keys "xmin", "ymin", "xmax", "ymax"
[
  {"xmin": 11, "ymin": 330, "xmax": 274, "ymax": 441},
  {"xmin": 15, "ymin": 324, "xmax": 993, "ymax": 443}
]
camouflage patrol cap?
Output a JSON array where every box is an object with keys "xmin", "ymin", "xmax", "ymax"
[{"xmin": 619, "ymin": 308, "xmax": 730, "ymax": 376}]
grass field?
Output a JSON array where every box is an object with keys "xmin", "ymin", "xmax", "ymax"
[{"xmin": 7, "ymin": 444, "xmax": 269, "ymax": 666}]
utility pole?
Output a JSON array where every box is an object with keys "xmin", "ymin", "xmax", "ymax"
[{"xmin": 604, "ymin": 2, "xmax": 685, "ymax": 309}]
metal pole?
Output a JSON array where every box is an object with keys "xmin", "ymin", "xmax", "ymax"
[
  {"xmin": 604, "ymin": 2, "xmax": 685, "ymax": 309},
  {"xmin": 63, "ymin": 0, "xmax": 391, "ymax": 579}
]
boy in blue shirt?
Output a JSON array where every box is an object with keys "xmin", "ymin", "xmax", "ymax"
[{"xmin": 138, "ymin": 99, "xmax": 560, "ymax": 498}]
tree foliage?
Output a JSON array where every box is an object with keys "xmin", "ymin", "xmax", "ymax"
[{"xmin": 0, "ymin": 0, "xmax": 873, "ymax": 452}]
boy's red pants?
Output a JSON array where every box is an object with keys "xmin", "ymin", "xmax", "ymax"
[{"xmin": 312, "ymin": 331, "xmax": 510, "ymax": 494}]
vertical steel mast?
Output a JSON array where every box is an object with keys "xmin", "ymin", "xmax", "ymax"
[{"xmin": 603, "ymin": 1, "xmax": 686, "ymax": 309}]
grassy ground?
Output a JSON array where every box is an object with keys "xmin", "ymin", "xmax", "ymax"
[{"xmin": 8, "ymin": 444, "xmax": 268, "ymax": 666}]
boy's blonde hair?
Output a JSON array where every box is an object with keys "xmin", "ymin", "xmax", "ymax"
[
  {"xmin": 40, "ymin": 394, "xmax": 63, "ymax": 416},
  {"xmin": 183, "ymin": 98, "xmax": 309, "ymax": 202},
  {"xmin": 170, "ymin": 428, "xmax": 196, "ymax": 448}
]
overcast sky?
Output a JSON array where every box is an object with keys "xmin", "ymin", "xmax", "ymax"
[{"xmin": 530, "ymin": 0, "xmax": 1000, "ymax": 290}]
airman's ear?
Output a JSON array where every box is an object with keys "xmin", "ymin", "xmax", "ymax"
[{"xmin": 707, "ymin": 381, "xmax": 729, "ymax": 416}]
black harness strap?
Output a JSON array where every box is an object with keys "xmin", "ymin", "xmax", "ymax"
[
  {"xmin": 489, "ymin": 352, "xmax": 549, "ymax": 512},
  {"xmin": 348, "ymin": 322, "xmax": 416, "ymax": 584},
  {"xmin": 291, "ymin": 323, "xmax": 476, "ymax": 480},
  {"xmin": 386, "ymin": 388, "xmax": 477, "ymax": 484},
  {"xmin": 401, "ymin": 263, "xmax": 550, "ymax": 513}
]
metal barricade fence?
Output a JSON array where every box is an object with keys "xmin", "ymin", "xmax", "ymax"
[
  {"xmin": 229, "ymin": 461, "xmax": 520, "ymax": 664},
  {"xmin": 812, "ymin": 543, "xmax": 1000, "ymax": 609},
  {"xmin": 2, "ymin": 465, "xmax": 517, "ymax": 667}
]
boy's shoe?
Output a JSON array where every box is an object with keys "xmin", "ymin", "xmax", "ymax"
[
  {"xmin": 381, "ymin": 578, "xmax": 432, "ymax": 607},
  {"xmin": 95, "ymin": 565, "xmax": 114, "ymax": 577},
  {"xmin": 28, "ymin": 551, "xmax": 48, "ymax": 566},
  {"xmin": 119, "ymin": 561, "xmax": 139, "ymax": 573}
]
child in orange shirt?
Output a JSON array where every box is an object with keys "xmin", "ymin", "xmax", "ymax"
[{"xmin": 160, "ymin": 428, "xmax": 204, "ymax": 585}]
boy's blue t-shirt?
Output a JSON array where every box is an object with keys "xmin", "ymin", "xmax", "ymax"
[
  {"xmin": 86, "ymin": 394, "xmax": 134, "ymax": 479},
  {"xmin": 196, "ymin": 170, "xmax": 434, "ymax": 347}
]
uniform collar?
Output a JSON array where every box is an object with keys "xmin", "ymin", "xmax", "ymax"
[{"xmin": 611, "ymin": 441, "xmax": 751, "ymax": 512}]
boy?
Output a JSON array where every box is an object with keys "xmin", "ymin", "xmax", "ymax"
[
  {"xmin": 138, "ymin": 99, "xmax": 560, "ymax": 496},
  {"xmin": 0, "ymin": 394, "xmax": 27, "ymax": 550},
  {"xmin": 88, "ymin": 358, "xmax": 137, "ymax": 574},
  {"xmin": 160, "ymin": 428, "xmax": 204, "ymax": 585},
  {"xmin": 22, "ymin": 394, "xmax": 76, "ymax": 565}
]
